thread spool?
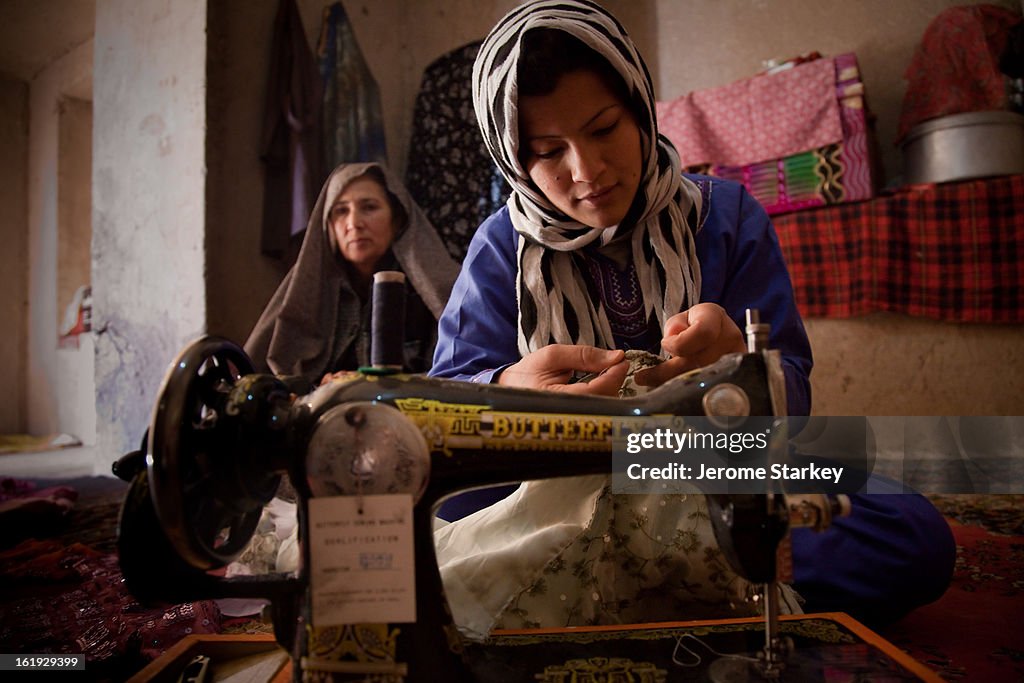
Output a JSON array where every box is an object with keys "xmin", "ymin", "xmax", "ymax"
[{"xmin": 370, "ymin": 271, "xmax": 406, "ymax": 371}]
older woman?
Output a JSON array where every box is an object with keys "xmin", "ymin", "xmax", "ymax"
[
  {"xmin": 246, "ymin": 162, "xmax": 459, "ymax": 384},
  {"xmin": 430, "ymin": 0, "xmax": 954, "ymax": 637}
]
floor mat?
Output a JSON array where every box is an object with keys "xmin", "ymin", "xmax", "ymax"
[
  {"xmin": 882, "ymin": 497, "xmax": 1024, "ymax": 682},
  {"xmin": 0, "ymin": 433, "xmax": 81, "ymax": 455}
]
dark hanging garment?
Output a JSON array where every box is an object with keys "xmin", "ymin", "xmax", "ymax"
[
  {"xmin": 405, "ymin": 41, "xmax": 510, "ymax": 262},
  {"xmin": 260, "ymin": 0, "xmax": 323, "ymax": 257},
  {"xmin": 318, "ymin": 2, "xmax": 387, "ymax": 170}
]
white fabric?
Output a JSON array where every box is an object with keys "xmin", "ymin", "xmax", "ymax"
[
  {"xmin": 436, "ymin": 477, "xmax": 803, "ymax": 640},
  {"xmin": 435, "ymin": 476, "xmax": 607, "ymax": 638},
  {"xmin": 434, "ymin": 352, "xmax": 803, "ymax": 639}
]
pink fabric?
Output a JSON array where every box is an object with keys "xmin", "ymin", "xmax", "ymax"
[
  {"xmin": 834, "ymin": 53, "xmax": 874, "ymax": 204},
  {"xmin": 897, "ymin": 4, "xmax": 1021, "ymax": 143},
  {"xmin": 657, "ymin": 58, "xmax": 842, "ymax": 167}
]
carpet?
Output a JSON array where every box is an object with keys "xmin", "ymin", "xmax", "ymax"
[
  {"xmin": 880, "ymin": 495, "xmax": 1024, "ymax": 682},
  {"xmin": 1, "ymin": 478, "xmax": 1021, "ymax": 681},
  {"xmin": 0, "ymin": 433, "xmax": 81, "ymax": 455},
  {"xmin": 0, "ymin": 476, "xmax": 226, "ymax": 681}
]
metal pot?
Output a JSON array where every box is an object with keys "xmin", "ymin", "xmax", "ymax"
[{"xmin": 901, "ymin": 110, "xmax": 1024, "ymax": 184}]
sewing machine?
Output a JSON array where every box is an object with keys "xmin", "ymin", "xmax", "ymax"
[{"xmin": 116, "ymin": 307, "xmax": 924, "ymax": 681}]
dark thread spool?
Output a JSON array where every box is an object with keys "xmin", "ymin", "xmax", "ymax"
[{"xmin": 371, "ymin": 271, "xmax": 406, "ymax": 370}]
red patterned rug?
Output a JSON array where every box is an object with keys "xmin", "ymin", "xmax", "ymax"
[
  {"xmin": 3, "ymin": 479, "xmax": 1021, "ymax": 680},
  {"xmin": 881, "ymin": 495, "xmax": 1024, "ymax": 682},
  {"xmin": 0, "ymin": 477, "xmax": 227, "ymax": 680}
]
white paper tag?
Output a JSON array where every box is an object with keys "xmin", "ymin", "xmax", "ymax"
[{"xmin": 308, "ymin": 494, "xmax": 416, "ymax": 626}]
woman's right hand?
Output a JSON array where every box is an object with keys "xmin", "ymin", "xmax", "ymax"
[
  {"xmin": 634, "ymin": 303, "xmax": 745, "ymax": 388},
  {"xmin": 497, "ymin": 344, "xmax": 628, "ymax": 396}
]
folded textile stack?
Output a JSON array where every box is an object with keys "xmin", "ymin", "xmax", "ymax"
[{"xmin": 657, "ymin": 54, "xmax": 877, "ymax": 215}]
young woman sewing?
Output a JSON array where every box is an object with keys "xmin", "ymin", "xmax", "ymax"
[{"xmin": 429, "ymin": 0, "xmax": 954, "ymax": 637}]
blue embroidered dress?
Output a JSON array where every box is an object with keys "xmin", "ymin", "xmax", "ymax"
[{"xmin": 430, "ymin": 176, "xmax": 953, "ymax": 631}]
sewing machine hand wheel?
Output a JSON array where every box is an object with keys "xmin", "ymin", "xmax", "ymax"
[{"xmin": 147, "ymin": 336, "xmax": 279, "ymax": 570}]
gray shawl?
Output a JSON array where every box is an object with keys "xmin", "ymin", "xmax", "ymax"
[{"xmin": 244, "ymin": 162, "xmax": 460, "ymax": 379}]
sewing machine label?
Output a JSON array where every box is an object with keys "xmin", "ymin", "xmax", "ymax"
[
  {"xmin": 308, "ymin": 494, "xmax": 416, "ymax": 626},
  {"xmin": 393, "ymin": 398, "xmax": 629, "ymax": 456}
]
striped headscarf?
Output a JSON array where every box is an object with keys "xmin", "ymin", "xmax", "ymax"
[{"xmin": 472, "ymin": 0, "xmax": 702, "ymax": 356}]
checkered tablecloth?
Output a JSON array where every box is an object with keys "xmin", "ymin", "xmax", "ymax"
[{"xmin": 773, "ymin": 174, "xmax": 1024, "ymax": 323}]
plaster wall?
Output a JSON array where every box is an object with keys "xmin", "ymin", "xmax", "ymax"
[
  {"xmin": 93, "ymin": 0, "xmax": 208, "ymax": 470},
  {"xmin": 0, "ymin": 76, "xmax": 28, "ymax": 434},
  {"xmin": 652, "ymin": 0, "xmax": 1021, "ymax": 188},
  {"xmin": 25, "ymin": 40, "xmax": 96, "ymax": 443},
  {"xmin": 807, "ymin": 315, "xmax": 1024, "ymax": 416}
]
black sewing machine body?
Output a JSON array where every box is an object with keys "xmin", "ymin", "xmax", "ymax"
[{"xmin": 117, "ymin": 334, "xmax": 865, "ymax": 681}]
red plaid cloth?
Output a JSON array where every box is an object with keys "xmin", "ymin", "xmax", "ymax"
[{"xmin": 774, "ymin": 174, "xmax": 1024, "ymax": 322}]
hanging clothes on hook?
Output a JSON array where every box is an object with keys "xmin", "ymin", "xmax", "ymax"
[
  {"xmin": 405, "ymin": 41, "xmax": 510, "ymax": 262},
  {"xmin": 260, "ymin": 0, "xmax": 323, "ymax": 257},
  {"xmin": 318, "ymin": 2, "xmax": 388, "ymax": 172}
]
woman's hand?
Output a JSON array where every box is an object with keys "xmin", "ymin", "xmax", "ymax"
[
  {"xmin": 634, "ymin": 303, "xmax": 745, "ymax": 387},
  {"xmin": 321, "ymin": 370, "xmax": 357, "ymax": 385},
  {"xmin": 497, "ymin": 344, "xmax": 628, "ymax": 396}
]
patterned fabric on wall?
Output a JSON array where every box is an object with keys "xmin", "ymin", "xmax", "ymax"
[
  {"xmin": 658, "ymin": 54, "xmax": 877, "ymax": 216},
  {"xmin": 318, "ymin": 2, "xmax": 387, "ymax": 174},
  {"xmin": 405, "ymin": 41, "xmax": 510, "ymax": 262}
]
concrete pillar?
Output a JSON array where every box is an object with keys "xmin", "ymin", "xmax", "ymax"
[{"xmin": 92, "ymin": 0, "xmax": 208, "ymax": 470}]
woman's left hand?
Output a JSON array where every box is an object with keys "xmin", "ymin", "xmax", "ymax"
[
  {"xmin": 321, "ymin": 370, "xmax": 357, "ymax": 385},
  {"xmin": 634, "ymin": 303, "xmax": 745, "ymax": 387}
]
